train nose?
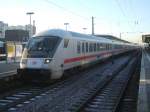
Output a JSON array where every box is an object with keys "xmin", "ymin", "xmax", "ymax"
[
  {"xmin": 20, "ymin": 58, "xmax": 53, "ymax": 69},
  {"xmin": 26, "ymin": 58, "xmax": 45, "ymax": 69}
]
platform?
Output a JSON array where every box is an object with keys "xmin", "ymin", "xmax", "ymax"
[
  {"xmin": 137, "ymin": 49, "xmax": 150, "ymax": 112},
  {"xmin": 0, "ymin": 61, "xmax": 19, "ymax": 79}
]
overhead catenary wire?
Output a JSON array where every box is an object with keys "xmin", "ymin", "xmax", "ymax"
[
  {"xmin": 115, "ymin": 0, "xmax": 135, "ymax": 32},
  {"xmin": 43, "ymin": 0, "xmax": 90, "ymax": 21},
  {"xmin": 127, "ymin": 0, "xmax": 139, "ymax": 32}
]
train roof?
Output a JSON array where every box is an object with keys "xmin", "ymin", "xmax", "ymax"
[
  {"xmin": 95, "ymin": 34, "xmax": 131, "ymax": 43},
  {"xmin": 34, "ymin": 29, "xmax": 131, "ymax": 45},
  {"xmin": 34, "ymin": 29, "xmax": 71, "ymax": 38}
]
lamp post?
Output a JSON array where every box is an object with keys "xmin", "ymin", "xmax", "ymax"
[
  {"xmin": 83, "ymin": 27, "xmax": 87, "ymax": 34},
  {"xmin": 64, "ymin": 23, "xmax": 69, "ymax": 31},
  {"xmin": 26, "ymin": 12, "xmax": 34, "ymax": 38}
]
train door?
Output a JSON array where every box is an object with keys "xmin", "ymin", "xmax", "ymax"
[{"xmin": 63, "ymin": 38, "xmax": 74, "ymax": 69}]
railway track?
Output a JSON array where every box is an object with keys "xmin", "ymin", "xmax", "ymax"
[
  {"xmin": 116, "ymin": 52, "xmax": 141, "ymax": 112},
  {"xmin": 0, "ymin": 52, "xmax": 138, "ymax": 112},
  {"xmin": 69, "ymin": 52, "xmax": 141, "ymax": 112}
]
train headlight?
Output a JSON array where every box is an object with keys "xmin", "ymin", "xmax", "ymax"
[{"xmin": 44, "ymin": 59, "xmax": 51, "ymax": 64}]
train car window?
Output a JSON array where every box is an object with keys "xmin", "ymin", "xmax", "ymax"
[
  {"xmin": 86, "ymin": 42, "xmax": 88, "ymax": 53},
  {"xmin": 106, "ymin": 44, "xmax": 108, "ymax": 50},
  {"xmin": 110, "ymin": 44, "xmax": 112, "ymax": 50},
  {"xmin": 94, "ymin": 43, "xmax": 96, "ymax": 52},
  {"xmin": 104, "ymin": 44, "xmax": 107, "ymax": 50},
  {"xmin": 107, "ymin": 44, "xmax": 109, "ymax": 50},
  {"xmin": 117, "ymin": 45, "xmax": 119, "ymax": 49},
  {"xmin": 101, "ymin": 44, "xmax": 104, "ymax": 51},
  {"xmin": 82, "ymin": 42, "xmax": 85, "ymax": 53},
  {"xmin": 89, "ymin": 43, "xmax": 92, "ymax": 52},
  {"xmin": 64, "ymin": 39, "xmax": 69, "ymax": 48},
  {"xmin": 97, "ymin": 43, "xmax": 100, "ymax": 51},
  {"xmin": 92, "ymin": 43, "xmax": 94, "ymax": 52},
  {"xmin": 99, "ymin": 44, "xmax": 103, "ymax": 51},
  {"xmin": 115, "ymin": 45, "xmax": 119, "ymax": 49},
  {"xmin": 77, "ymin": 41, "xmax": 81, "ymax": 54},
  {"xmin": 96, "ymin": 43, "xmax": 98, "ymax": 51}
]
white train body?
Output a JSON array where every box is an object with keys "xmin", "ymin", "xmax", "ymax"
[{"xmin": 18, "ymin": 29, "xmax": 138, "ymax": 80}]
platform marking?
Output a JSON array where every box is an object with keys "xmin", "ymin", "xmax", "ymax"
[{"xmin": 137, "ymin": 50, "xmax": 149, "ymax": 112}]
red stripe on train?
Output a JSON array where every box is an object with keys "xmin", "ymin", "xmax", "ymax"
[{"xmin": 64, "ymin": 51, "xmax": 111, "ymax": 64}]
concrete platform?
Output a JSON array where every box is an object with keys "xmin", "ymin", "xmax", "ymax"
[
  {"xmin": 137, "ymin": 50, "xmax": 150, "ymax": 112},
  {"xmin": 0, "ymin": 61, "xmax": 19, "ymax": 79}
]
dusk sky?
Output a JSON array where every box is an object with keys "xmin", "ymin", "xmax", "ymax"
[{"xmin": 0, "ymin": 0, "xmax": 149, "ymax": 43}]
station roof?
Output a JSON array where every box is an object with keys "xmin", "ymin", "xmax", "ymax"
[
  {"xmin": 95, "ymin": 34, "xmax": 131, "ymax": 43},
  {"xmin": 142, "ymin": 34, "xmax": 150, "ymax": 43},
  {"xmin": 5, "ymin": 29, "xmax": 29, "ymax": 42}
]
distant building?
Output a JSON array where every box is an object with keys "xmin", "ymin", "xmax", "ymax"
[
  {"xmin": 8, "ymin": 24, "xmax": 36, "ymax": 38},
  {"xmin": 7, "ymin": 25, "xmax": 26, "ymax": 30},
  {"xmin": 0, "ymin": 20, "xmax": 36, "ymax": 41},
  {"xmin": 0, "ymin": 21, "xmax": 8, "ymax": 38},
  {"xmin": 0, "ymin": 21, "xmax": 36, "ymax": 62},
  {"xmin": 5, "ymin": 30, "xmax": 29, "ymax": 42}
]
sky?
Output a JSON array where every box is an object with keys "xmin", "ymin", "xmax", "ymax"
[{"xmin": 0, "ymin": 0, "xmax": 150, "ymax": 43}]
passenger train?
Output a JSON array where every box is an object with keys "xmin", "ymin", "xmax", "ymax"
[{"xmin": 17, "ymin": 29, "xmax": 138, "ymax": 80}]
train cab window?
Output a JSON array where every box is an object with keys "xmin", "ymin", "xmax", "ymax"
[
  {"xmin": 77, "ymin": 41, "xmax": 81, "ymax": 54},
  {"xmin": 86, "ymin": 42, "xmax": 88, "ymax": 53},
  {"xmin": 64, "ymin": 39, "xmax": 69, "ymax": 48},
  {"xmin": 82, "ymin": 42, "xmax": 85, "ymax": 53},
  {"xmin": 93, "ymin": 43, "xmax": 95, "ymax": 52},
  {"xmin": 25, "ymin": 36, "xmax": 61, "ymax": 58}
]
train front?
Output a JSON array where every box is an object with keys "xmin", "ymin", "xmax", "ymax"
[{"xmin": 17, "ymin": 36, "xmax": 61, "ymax": 81}]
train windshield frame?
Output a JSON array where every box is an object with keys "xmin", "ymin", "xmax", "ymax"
[{"xmin": 25, "ymin": 36, "xmax": 61, "ymax": 58}]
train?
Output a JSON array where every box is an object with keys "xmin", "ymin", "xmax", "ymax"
[{"xmin": 17, "ymin": 29, "xmax": 139, "ymax": 81}]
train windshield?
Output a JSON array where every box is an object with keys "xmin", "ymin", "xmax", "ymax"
[{"xmin": 25, "ymin": 36, "xmax": 61, "ymax": 58}]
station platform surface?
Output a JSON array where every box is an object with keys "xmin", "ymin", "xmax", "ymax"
[
  {"xmin": 138, "ymin": 50, "xmax": 150, "ymax": 112},
  {"xmin": 0, "ymin": 61, "xmax": 19, "ymax": 78}
]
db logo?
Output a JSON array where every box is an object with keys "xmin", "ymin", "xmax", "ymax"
[{"xmin": 32, "ymin": 61, "xmax": 36, "ymax": 64}]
